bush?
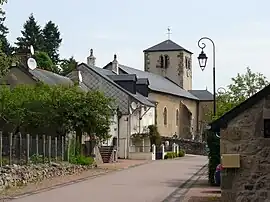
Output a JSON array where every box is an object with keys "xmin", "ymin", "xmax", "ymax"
[
  {"xmin": 165, "ymin": 152, "xmax": 177, "ymax": 159},
  {"xmin": 69, "ymin": 155, "xmax": 94, "ymax": 166},
  {"xmin": 178, "ymin": 150, "xmax": 185, "ymax": 157}
]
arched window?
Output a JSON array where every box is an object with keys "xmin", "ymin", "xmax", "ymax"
[
  {"xmin": 163, "ymin": 107, "xmax": 167, "ymax": 125},
  {"xmin": 159, "ymin": 55, "xmax": 164, "ymax": 68},
  {"xmin": 176, "ymin": 109, "xmax": 179, "ymax": 126},
  {"xmin": 164, "ymin": 55, "xmax": 170, "ymax": 68}
]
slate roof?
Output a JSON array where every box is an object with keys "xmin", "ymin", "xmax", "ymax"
[
  {"xmin": 210, "ymin": 84, "xmax": 270, "ymax": 132},
  {"xmin": 79, "ymin": 63, "xmax": 155, "ymax": 107},
  {"xmin": 112, "ymin": 64, "xmax": 199, "ymax": 100},
  {"xmin": 189, "ymin": 90, "xmax": 213, "ymax": 101},
  {"xmin": 29, "ymin": 68, "xmax": 73, "ymax": 85},
  {"xmin": 143, "ymin": 39, "xmax": 192, "ymax": 54},
  {"xmin": 137, "ymin": 78, "xmax": 149, "ymax": 85},
  {"xmin": 107, "ymin": 74, "xmax": 137, "ymax": 81}
]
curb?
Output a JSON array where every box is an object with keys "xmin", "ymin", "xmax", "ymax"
[
  {"xmin": 2, "ymin": 160, "xmax": 153, "ymax": 201},
  {"xmin": 161, "ymin": 163, "xmax": 208, "ymax": 202}
]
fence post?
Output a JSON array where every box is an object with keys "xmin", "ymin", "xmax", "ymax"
[
  {"xmin": 48, "ymin": 136, "xmax": 51, "ymax": 163},
  {"xmin": 66, "ymin": 137, "xmax": 70, "ymax": 162},
  {"xmin": 9, "ymin": 133, "xmax": 12, "ymax": 165},
  {"xmin": 152, "ymin": 144, "xmax": 156, "ymax": 160},
  {"xmin": 26, "ymin": 134, "xmax": 30, "ymax": 164},
  {"xmin": 0, "ymin": 131, "xmax": 2, "ymax": 167},
  {"xmin": 36, "ymin": 134, "xmax": 39, "ymax": 156},
  {"xmin": 19, "ymin": 132, "xmax": 22, "ymax": 164},
  {"xmin": 55, "ymin": 136, "xmax": 58, "ymax": 161},
  {"xmin": 173, "ymin": 143, "xmax": 176, "ymax": 153},
  {"xmin": 61, "ymin": 136, "xmax": 64, "ymax": 161},
  {"xmin": 43, "ymin": 135, "xmax": 46, "ymax": 163}
]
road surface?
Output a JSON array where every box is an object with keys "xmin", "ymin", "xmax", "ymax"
[{"xmin": 11, "ymin": 155, "xmax": 207, "ymax": 202}]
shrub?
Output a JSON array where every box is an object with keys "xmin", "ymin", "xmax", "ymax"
[
  {"xmin": 166, "ymin": 152, "xmax": 176, "ymax": 159},
  {"xmin": 178, "ymin": 150, "xmax": 185, "ymax": 157},
  {"xmin": 69, "ymin": 155, "xmax": 94, "ymax": 166}
]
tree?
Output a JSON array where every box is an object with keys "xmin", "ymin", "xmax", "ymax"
[
  {"xmin": 42, "ymin": 21, "xmax": 62, "ymax": 64},
  {"xmin": 228, "ymin": 67, "xmax": 268, "ymax": 103},
  {"xmin": 60, "ymin": 57, "xmax": 77, "ymax": 76},
  {"xmin": 34, "ymin": 51, "xmax": 59, "ymax": 73},
  {"xmin": 15, "ymin": 13, "xmax": 44, "ymax": 52},
  {"xmin": 208, "ymin": 67, "xmax": 269, "ymax": 121}
]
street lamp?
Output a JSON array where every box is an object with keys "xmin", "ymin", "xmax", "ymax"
[{"xmin": 197, "ymin": 37, "xmax": 216, "ymax": 116}]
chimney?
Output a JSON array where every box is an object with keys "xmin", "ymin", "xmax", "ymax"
[
  {"xmin": 112, "ymin": 54, "xmax": 119, "ymax": 75},
  {"xmin": 87, "ymin": 49, "xmax": 96, "ymax": 66}
]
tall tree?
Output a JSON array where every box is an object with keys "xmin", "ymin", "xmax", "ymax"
[
  {"xmin": 60, "ymin": 57, "xmax": 77, "ymax": 76},
  {"xmin": 0, "ymin": 3, "xmax": 13, "ymax": 55},
  {"xmin": 15, "ymin": 13, "xmax": 44, "ymax": 52},
  {"xmin": 42, "ymin": 21, "xmax": 62, "ymax": 64}
]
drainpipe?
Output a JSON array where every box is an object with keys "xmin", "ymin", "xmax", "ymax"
[{"xmin": 116, "ymin": 107, "xmax": 122, "ymax": 157}]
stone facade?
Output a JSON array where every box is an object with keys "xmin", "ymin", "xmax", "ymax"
[
  {"xmin": 220, "ymin": 98, "xmax": 270, "ymax": 202},
  {"xmin": 149, "ymin": 92, "xmax": 199, "ymax": 139},
  {"xmin": 144, "ymin": 50, "xmax": 192, "ymax": 91}
]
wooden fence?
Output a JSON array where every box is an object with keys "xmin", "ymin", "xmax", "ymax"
[{"xmin": 0, "ymin": 131, "xmax": 71, "ymax": 166}]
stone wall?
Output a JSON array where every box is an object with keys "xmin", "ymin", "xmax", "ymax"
[
  {"xmin": 0, "ymin": 163, "xmax": 95, "ymax": 191},
  {"xmin": 220, "ymin": 98, "xmax": 270, "ymax": 202},
  {"xmin": 162, "ymin": 137, "xmax": 207, "ymax": 156}
]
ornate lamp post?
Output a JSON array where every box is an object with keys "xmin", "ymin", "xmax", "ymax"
[{"xmin": 198, "ymin": 37, "xmax": 216, "ymax": 116}]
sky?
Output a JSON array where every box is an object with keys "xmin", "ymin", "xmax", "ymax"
[{"xmin": 3, "ymin": 0, "xmax": 270, "ymax": 91}]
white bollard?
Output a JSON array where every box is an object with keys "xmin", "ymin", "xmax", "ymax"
[
  {"xmin": 176, "ymin": 144, "xmax": 179, "ymax": 154},
  {"xmin": 173, "ymin": 143, "xmax": 176, "ymax": 153},
  {"xmin": 152, "ymin": 144, "xmax": 156, "ymax": 160},
  {"xmin": 161, "ymin": 144, "xmax": 165, "ymax": 160}
]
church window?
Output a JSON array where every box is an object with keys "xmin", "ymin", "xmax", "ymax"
[
  {"xmin": 163, "ymin": 107, "xmax": 168, "ymax": 126},
  {"xmin": 176, "ymin": 109, "xmax": 179, "ymax": 126},
  {"xmin": 159, "ymin": 55, "xmax": 164, "ymax": 68},
  {"xmin": 164, "ymin": 55, "xmax": 170, "ymax": 68}
]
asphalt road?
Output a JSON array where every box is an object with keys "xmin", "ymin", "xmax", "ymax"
[{"xmin": 11, "ymin": 155, "xmax": 207, "ymax": 202}]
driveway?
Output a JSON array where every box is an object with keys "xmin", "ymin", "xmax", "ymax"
[{"xmin": 11, "ymin": 155, "xmax": 207, "ymax": 202}]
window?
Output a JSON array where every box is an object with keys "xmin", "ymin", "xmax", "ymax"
[
  {"xmin": 163, "ymin": 107, "xmax": 167, "ymax": 126},
  {"xmin": 176, "ymin": 109, "xmax": 179, "ymax": 126},
  {"xmin": 159, "ymin": 55, "xmax": 164, "ymax": 68},
  {"xmin": 264, "ymin": 119, "xmax": 270, "ymax": 138},
  {"xmin": 164, "ymin": 55, "xmax": 170, "ymax": 68}
]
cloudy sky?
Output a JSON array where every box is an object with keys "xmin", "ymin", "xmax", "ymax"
[{"xmin": 3, "ymin": 0, "xmax": 270, "ymax": 91}]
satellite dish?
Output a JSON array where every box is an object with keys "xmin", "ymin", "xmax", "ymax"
[
  {"xmin": 131, "ymin": 102, "xmax": 137, "ymax": 110},
  {"xmin": 78, "ymin": 71, "xmax": 83, "ymax": 82},
  {"xmin": 30, "ymin": 45, "xmax": 35, "ymax": 55},
  {"xmin": 27, "ymin": 58, "xmax": 37, "ymax": 70}
]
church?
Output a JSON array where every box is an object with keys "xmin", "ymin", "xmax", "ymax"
[{"xmin": 101, "ymin": 39, "xmax": 213, "ymax": 140}]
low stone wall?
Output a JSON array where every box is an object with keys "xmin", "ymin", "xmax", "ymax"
[
  {"xmin": 162, "ymin": 137, "xmax": 207, "ymax": 156},
  {"xmin": 0, "ymin": 163, "xmax": 95, "ymax": 190},
  {"xmin": 129, "ymin": 152, "xmax": 153, "ymax": 160}
]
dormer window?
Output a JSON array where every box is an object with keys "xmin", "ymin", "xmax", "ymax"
[{"xmin": 164, "ymin": 55, "xmax": 170, "ymax": 69}]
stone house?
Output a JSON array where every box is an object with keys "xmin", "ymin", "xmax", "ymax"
[
  {"xmin": 210, "ymin": 84, "xmax": 270, "ymax": 202},
  {"xmin": 68, "ymin": 53, "xmax": 156, "ymax": 159},
  {"xmin": 104, "ymin": 39, "xmax": 213, "ymax": 140}
]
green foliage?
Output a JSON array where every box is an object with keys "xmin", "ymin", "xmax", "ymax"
[
  {"xmin": 60, "ymin": 57, "xmax": 77, "ymax": 76},
  {"xmin": 42, "ymin": 21, "xmax": 62, "ymax": 64},
  {"xmin": 0, "ymin": 84, "xmax": 114, "ymax": 142},
  {"xmin": 178, "ymin": 149, "xmax": 185, "ymax": 157},
  {"xmin": 34, "ymin": 51, "xmax": 59, "ymax": 73},
  {"xmin": 165, "ymin": 152, "xmax": 177, "ymax": 159},
  {"xmin": 207, "ymin": 67, "xmax": 269, "ymax": 121},
  {"xmin": 30, "ymin": 154, "xmax": 45, "ymax": 164},
  {"xmin": 15, "ymin": 13, "xmax": 44, "ymax": 52},
  {"xmin": 148, "ymin": 125, "xmax": 161, "ymax": 147},
  {"xmin": 69, "ymin": 155, "xmax": 94, "ymax": 166},
  {"xmin": 206, "ymin": 131, "xmax": 220, "ymax": 185}
]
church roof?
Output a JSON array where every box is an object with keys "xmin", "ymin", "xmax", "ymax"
[
  {"xmin": 189, "ymin": 90, "xmax": 213, "ymax": 101},
  {"xmin": 112, "ymin": 64, "xmax": 199, "ymax": 100},
  {"xmin": 143, "ymin": 39, "xmax": 192, "ymax": 54}
]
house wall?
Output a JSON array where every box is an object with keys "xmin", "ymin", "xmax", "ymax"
[
  {"xmin": 102, "ymin": 113, "xmax": 118, "ymax": 146},
  {"xmin": 144, "ymin": 50, "xmax": 192, "ymax": 91},
  {"xmin": 220, "ymin": 98, "xmax": 270, "ymax": 202},
  {"xmin": 148, "ymin": 92, "xmax": 198, "ymax": 138},
  {"xmin": 1, "ymin": 67, "xmax": 36, "ymax": 87}
]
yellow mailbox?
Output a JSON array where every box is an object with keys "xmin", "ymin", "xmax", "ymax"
[{"xmin": 221, "ymin": 154, "xmax": 240, "ymax": 168}]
